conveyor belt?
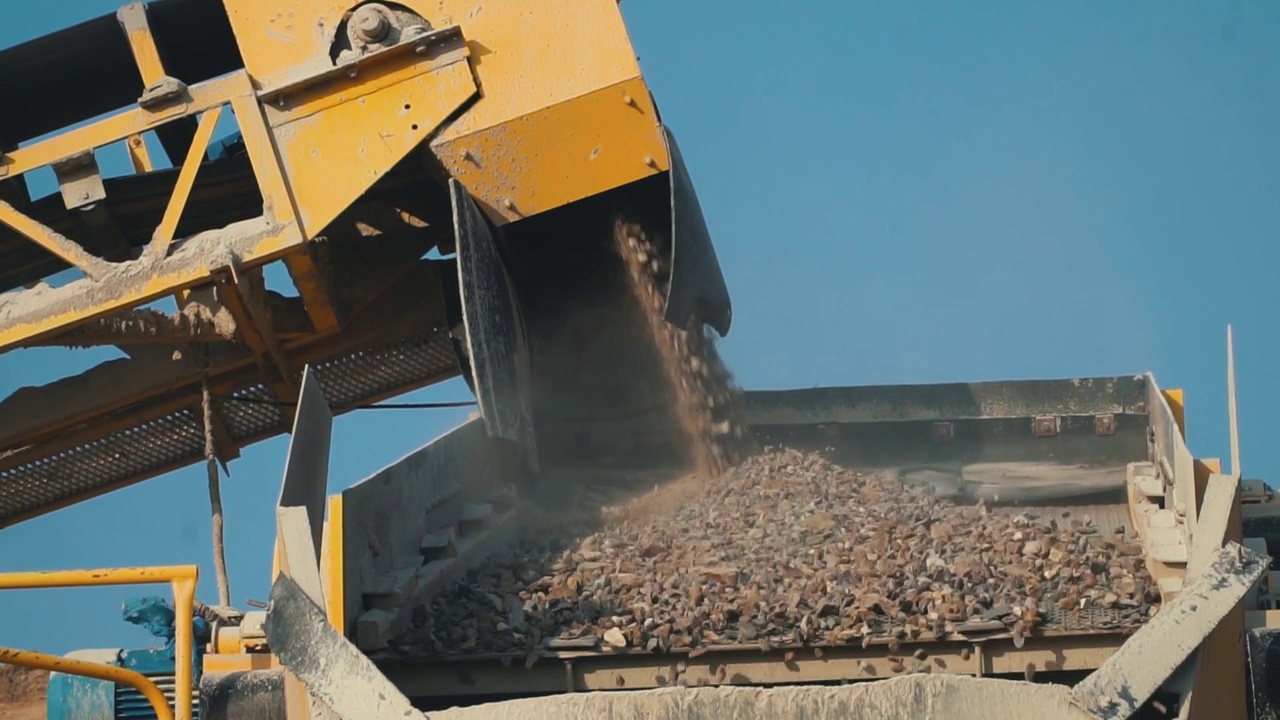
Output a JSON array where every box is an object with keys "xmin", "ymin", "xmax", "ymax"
[{"xmin": 0, "ymin": 330, "xmax": 460, "ymax": 525}]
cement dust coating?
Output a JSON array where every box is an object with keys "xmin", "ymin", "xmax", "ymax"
[
  {"xmin": 432, "ymin": 675, "xmax": 1096, "ymax": 720},
  {"xmin": 0, "ymin": 217, "xmax": 284, "ymax": 332}
]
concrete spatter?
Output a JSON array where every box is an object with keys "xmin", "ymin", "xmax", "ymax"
[{"xmin": 430, "ymin": 675, "xmax": 1096, "ymax": 720}]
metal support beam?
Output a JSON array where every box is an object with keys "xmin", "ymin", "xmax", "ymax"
[
  {"xmin": 148, "ymin": 106, "xmax": 224, "ymax": 258},
  {"xmin": 212, "ymin": 263, "xmax": 297, "ymax": 415},
  {"xmin": 117, "ymin": 1, "xmax": 199, "ymax": 166},
  {"xmin": 284, "ymin": 249, "xmax": 340, "ymax": 335},
  {"xmin": 0, "ymin": 198, "xmax": 111, "ymax": 278},
  {"xmin": 0, "ymin": 262, "xmax": 444, "ymax": 454}
]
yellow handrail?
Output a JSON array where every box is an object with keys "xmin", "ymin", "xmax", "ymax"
[
  {"xmin": 0, "ymin": 565, "xmax": 198, "ymax": 720},
  {"xmin": 0, "ymin": 648, "xmax": 173, "ymax": 720}
]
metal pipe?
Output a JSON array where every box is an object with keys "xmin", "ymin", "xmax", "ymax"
[
  {"xmin": 171, "ymin": 576, "xmax": 196, "ymax": 720},
  {"xmin": 0, "ymin": 565, "xmax": 197, "ymax": 589},
  {"xmin": 0, "ymin": 565, "xmax": 198, "ymax": 720},
  {"xmin": 0, "ymin": 647, "xmax": 174, "ymax": 720}
]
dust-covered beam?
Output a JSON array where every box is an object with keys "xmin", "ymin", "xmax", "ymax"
[{"xmin": 0, "ymin": 263, "xmax": 448, "ymax": 456}]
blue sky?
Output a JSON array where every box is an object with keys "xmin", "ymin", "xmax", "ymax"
[{"xmin": 1, "ymin": 1, "xmax": 1277, "ymax": 656}]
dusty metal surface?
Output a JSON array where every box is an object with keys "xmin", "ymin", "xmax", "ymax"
[
  {"xmin": 450, "ymin": 179, "xmax": 536, "ymax": 461},
  {"xmin": 266, "ymin": 574, "xmax": 420, "ymax": 720},
  {"xmin": 277, "ymin": 367, "xmax": 334, "ymax": 565},
  {"xmin": 427, "ymin": 675, "xmax": 1097, "ymax": 720},
  {"xmin": 382, "ymin": 631, "xmax": 1126, "ymax": 699},
  {"xmin": 0, "ymin": 330, "xmax": 458, "ymax": 526}
]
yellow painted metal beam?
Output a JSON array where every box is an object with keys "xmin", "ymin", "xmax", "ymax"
[
  {"xmin": 0, "ymin": 199, "xmax": 112, "ymax": 278},
  {"xmin": 1163, "ymin": 388, "xmax": 1185, "ymax": 438},
  {"xmin": 150, "ymin": 106, "xmax": 224, "ymax": 258},
  {"xmin": 229, "ymin": 93, "xmax": 299, "ymax": 230},
  {"xmin": 4, "ymin": 72, "xmax": 250, "ymax": 178},
  {"xmin": 0, "ymin": 565, "xmax": 196, "ymax": 588},
  {"xmin": 117, "ymin": 2, "xmax": 167, "ymax": 86},
  {"xmin": 230, "ymin": 90, "xmax": 339, "ymax": 334},
  {"xmin": 127, "ymin": 133, "xmax": 155, "ymax": 173},
  {"xmin": 324, "ymin": 493, "xmax": 345, "ymax": 632},
  {"xmin": 283, "ymin": 251, "xmax": 339, "ymax": 334},
  {"xmin": 0, "ymin": 218, "xmax": 299, "ymax": 350},
  {"xmin": 0, "ymin": 647, "xmax": 174, "ymax": 720},
  {"xmin": 203, "ymin": 653, "xmax": 282, "ymax": 673},
  {"xmin": 0, "ymin": 565, "xmax": 198, "ymax": 720}
]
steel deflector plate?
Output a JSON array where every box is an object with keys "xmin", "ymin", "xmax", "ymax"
[
  {"xmin": 662, "ymin": 126, "xmax": 732, "ymax": 336},
  {"xmin": 266, "ymin": 574, "xmax": 420, "ymax": 720},
  {"xmin": 450, "ymin": 179, "xmax": 537, "ymax": 465}
]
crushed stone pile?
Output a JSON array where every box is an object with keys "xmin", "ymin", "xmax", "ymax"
[{"xmin": 391, "ymin": 448, "xmax": 1158, "ymax": 660}]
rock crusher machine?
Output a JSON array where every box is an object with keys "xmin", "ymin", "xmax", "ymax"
[
  {"xmin": 1, "ymin": 1, "xmax": 1280, "ymax": 719},
  {"xmin": 0, "ymin": 0, "xmax": 734, "ymax": 716}
]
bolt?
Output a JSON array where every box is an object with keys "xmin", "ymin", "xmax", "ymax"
[
  {"xmin": 459, "ymin": 149, "xmax": 472, "ymax": 163},
  {"xmin": 502, "ymin": 198, "xmax": 515, "ymax": 210},
  {"xmin": 623, "ymin": 94, "xmax": 635, "ymax": 106},
  {"xmin": 644, "ymin": 155, "xmax": 657, "ymax": 168},
  {"xmin": 353, "ymin": 6, "xmax": 391, "ymax": 43}
]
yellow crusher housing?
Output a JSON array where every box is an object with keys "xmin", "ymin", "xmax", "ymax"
[{"xmin": 0, "ymin": 0, "xmax": 733, "ymax": 526}]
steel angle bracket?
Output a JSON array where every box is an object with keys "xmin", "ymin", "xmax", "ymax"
[
  {"xmin": 661, "ymin": 126, "xmax": 733, "ymax": 337},
  {"xmin": 265, "ymin": 574, "xmax": 420, "ymax": 720},
  {"xmin": 449, "ymin": 178, "xmax": 538, "ymax": 469}
]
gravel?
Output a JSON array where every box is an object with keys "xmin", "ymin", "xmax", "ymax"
[{"xmin": 389, "ymin": 448, "xmax": 1159, "ymax": 660}]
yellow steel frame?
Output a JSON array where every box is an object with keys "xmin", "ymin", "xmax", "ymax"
[
  {"xmin": 2, "ymin": 0, "xmax": 680, "ymax": 352},
  {"xmin": 0, "ymin": 565, "xmax": 198, "ymax": 720},
  {"xmin": 0, "ymin": 69, "xmax": 307, "ymax": 352}
]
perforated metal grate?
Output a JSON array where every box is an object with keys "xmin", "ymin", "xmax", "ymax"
[
  {"xmin": 1041, "ymin": 605, "xmax": 1148, "ymax": 632},
  {"xmin": 0, "ymin": 331, "xmax": 461, "ymax": 524}
]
